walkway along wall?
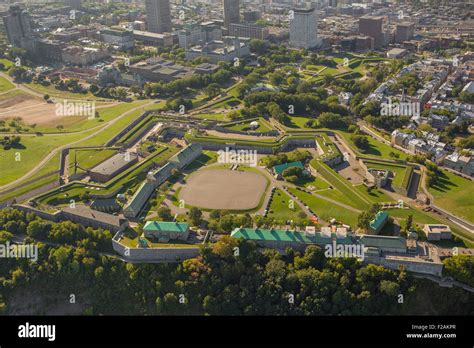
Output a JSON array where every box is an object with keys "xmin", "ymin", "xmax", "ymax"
[{"xmin": 112, "ymin": 232, "xmax": 200, "ymax": 262}]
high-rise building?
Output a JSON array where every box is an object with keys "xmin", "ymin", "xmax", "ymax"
[
  {"xmin": 289, "ymin": 8, "xmax": 321, "ymax": 49},
  {"xmin": 64, "ymin": 0, "xmax": 82, "ymax": 10},
  {"xmin": 395, "ymin": 22, "xmax": 414, "ymax": 43},
  {"xmin": 224, "ymin": 0, "xmax": 240, "ymax": 28},
  {"xmin": 228, "ymin": 23, "xmax": 269, "ymax": 40},
  {"xmin": 2, "ymin": 5, "xmax": 34, "ymax": 49},
  {"xmin": 359, "ymin": 16, "xmax": 384, "ymax": 49},
  {"xmin": 145, "ymin": 0, "xmax": 172, "ymax": 33}
]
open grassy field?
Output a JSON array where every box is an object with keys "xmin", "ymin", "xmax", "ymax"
[
  {"xmin": 25, "ymin": 81, "xmax": 100, "ymax": 100},
  {"xmin": 337, "ymin": 130, "xmax": 408, "ymax": 160},
  {"xmin": 0, "ymin": 131, "xmax": 95, "ymax": 186},
  {"xmin": 267, "ymin": 188, "xmax": 304, "ymax": 222},
  {"xmin": 224, "ymin": 118, "xmax": 273, "ymax": 133},
  {"xmin": 31, "ymin": 99, "xmax": 153, "ymax": 133},
  {"xmin": 0, "ymin": 76, "xmax": 15, "ymax": 93},
  {"xmin": 310, "ymin": 159, "xmax": 371, "ymax": 208},
  {"xmin": 288, "ymin": 187, "xmax": 359, "ymax": 226},
  {"xmin": 0, "ymin": 59, "xmax": 14, "ymax": 70},
  {"xmin": 428, "ymin": 169, "xmax": 474, "ymax": 223},
  {"xmin": 353, "ymin": 184, "xmax": 394, "ymax": 203},
  {"xmin": 286, "ymin": 116, "xmax": 314, "ymax": 129}
]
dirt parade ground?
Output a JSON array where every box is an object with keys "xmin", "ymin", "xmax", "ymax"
[{"xmin": 179, "ymin": 168, "xmax": 267, "ymax": 210}]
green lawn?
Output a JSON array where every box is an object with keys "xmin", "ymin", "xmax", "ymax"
[
  {"xmin": 286, "ymin": 116, "xmax": 314, "ymax": 129},
  {"xmin": 225, "ymin": 118, "xmax": 272, "ymax": 133},
  {"xmin": 120, "ymin": 236, "xmax": 199, "ymax": 249},
  {"xmin": 299, "ymin": 176, "xmax": 331, "ymax": 191},
  {"xmin": 0, "ymin": 59, "xmax": 15, "ymax": 70},
  {"xmin": 310, "ymin": 159, "xmax": 371, "ymax": 209},
  {"xmin": 70, "ymin": 148, "xmax": 118, "ymax": 172},
  {"xmin": 428, "ymin": 169, "xmax": 474, "ymax": 223},
  {"xmin": 267, "ymin": 188, "xmax": 304, "ymax": 222},
  {"xmin": 0, "ymin": 76, "xmax": 15, "ymax": 93},
  {"xmin": 193, "ymin": 113, "xmax": 228, "ymax": 121},
  {"xmin": 33, "ymin": 100, "xmax": 152, "ymax": 133},
  {"xmin": 25, "ymin": 81, "xmax": 100, "ymax": 100},
  {"xmin": 288, "ymin": 187, "xmax": 359, "ymax": 226},
  {"xmin": 0, "ymin": 132, "xmax": 95, "ymax": 186},
  {"xmin": 338, "ymin": 130, "xmax": 408, "ymax": 160},
  {"xmin": 353, "ymin": 184, "xmax": 394, "ymax": 203},
  {"xmin": 363, "ymin": 160, "xmax": 409, "ymax": 188}
]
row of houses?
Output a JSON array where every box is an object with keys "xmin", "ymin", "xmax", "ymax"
[
  {"xmin": 392, "ymin": 129, "xmax": 474, "ymax": 176},
  {"xmin": 391, "ymin": 129, "xmax": 448, "ymax": 164}
]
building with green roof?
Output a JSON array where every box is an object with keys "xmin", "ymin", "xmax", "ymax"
[
  {"xmin": 231, "ymin": 227, "xmax": 353, "ymax": 251},
  {"xmin": 369, "ymin": 211, "xmax": 389, "ymax": 234},
  {"xmin": 169, "ymin": 143, "xmax": 203, "ymax": 169},
  {"xmin": 358, "ymin": 235, "xmax": 406, "ymax": 254},
  {"xmin": 143, "ymin": 221, "xmax": 190, "ymax": 242},
  {"xmin": 272, "ymin": 161, "xmax": 304, "ymax": 177}
]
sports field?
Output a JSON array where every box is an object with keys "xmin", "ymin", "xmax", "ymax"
[{"xmin": 179, "ymin": 168, "xmax": 267, "ymax": 210}]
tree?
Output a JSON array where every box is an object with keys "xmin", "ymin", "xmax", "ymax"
[
  {"xmin": 249, "ymin": 39, "xmax": 267, "ymax": 54},
  {"xmin": 389, "ymin": 151, "xmax": 400, "ymax": 160},
  {"xmin": 205, "ymin": 83, "xmax": 221, "ymax": 98},
  {"xmin": 404, "ymin": 215, "xmax": 413, "ymax": 233},
  {"xmin": 157, "ymin": 207, "xmax": 173, "ymax": 221},
  {"xmin": 8, "ymin": 66, "xmax": 27, "ymax": 81},
  {"xmin": 351, "ymin": 135, "xmax": 370, "ymax": 150},
  {"xmin": 189, "ymin": 207, "xmax": 202, "ymax": 226},
  {"xmin": 89, "ymin": 84, "xmax": 99, "ymax": 94},
  {"xmin": 43, "ymin": 94, "xmax": 50, "ymax": 101},
  {"xmin": 26, "ymin": 219, "xmax": 50, "ymax": 240}
]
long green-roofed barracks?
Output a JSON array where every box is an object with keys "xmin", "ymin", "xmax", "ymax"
[{"xmin": 143, "ymin": 221, "xmax": 190, "ymax": 242}]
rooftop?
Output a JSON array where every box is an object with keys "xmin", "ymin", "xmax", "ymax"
[
  {"xmin": 143, "ymin": 221, "xmax": 189, "ymax": 233},
  {"xmin": 231, "ymin": 228, "xmax": 353, "ymax": 245},
  {"xmin": 273, "ymin": 161, "xmax": 304, "ymax": 176},
  {"xmin": 90, "ymin": 152, "xmax": 138, "ymax": 176},
  {"xmin": 358, "ymin": 235, "xmax": 406, "ymax": 250},
  {"xmin": 62, "ymin": 204, "xmax": 121, "ymax": 227},
  {"xmin": 369, "ymin": 211, "xmax": 389, "ymax": 231}
]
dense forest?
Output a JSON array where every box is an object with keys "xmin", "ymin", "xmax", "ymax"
[{"xmin": 0, "ymin": 209, "xmax": 473, "ymax": 315}]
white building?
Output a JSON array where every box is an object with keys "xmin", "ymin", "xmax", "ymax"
[{"xmin": 289, "ymin": 8, "xmax": 321, "ymax": 49}]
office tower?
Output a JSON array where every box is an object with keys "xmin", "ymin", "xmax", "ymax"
[
  {"xmin": 395, "ymin": 22, "xmax": 414, "ymax": 43},
  {"xmin": 145, "ymin": 0, "xmax": 172, "ymax": 33},
  {"xmin": 289, "ymin": 8, "xmax": 321, "ymax": 49},
  {"xmin": 224, "ymin": 0, "xmax": 240, "ymax": 28},
  {"xmin": 2, "ymin": 5, "xmax": 33, "ymax": 48},
  {"xmin": 65, "ymin": 0, "xmax": 82, "ymax": 10},
  {"xmin": 359, "ymin": 15, "xmax": 384, "ymax": 49}
]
